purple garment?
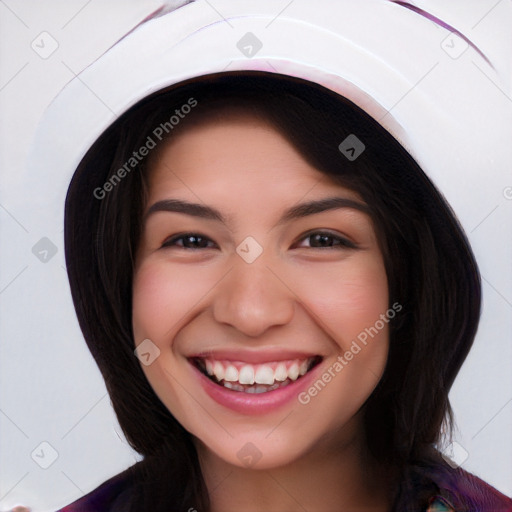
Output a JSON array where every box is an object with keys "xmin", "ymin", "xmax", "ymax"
[
  {"xmin": 57, "ymin": 460, "xmax": 512, "ymax": 512},
  {"xmin": 414, "ymin": 462, "xmax": 512, "ymax": 512},
  {"xmin": 57, "ymin": 466, "xmax": 135, "ymax": 512}
]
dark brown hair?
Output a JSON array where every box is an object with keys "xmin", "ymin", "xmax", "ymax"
[{"xmin": 64, "ymin": 71, "xmax": 481, "ymax": 511}]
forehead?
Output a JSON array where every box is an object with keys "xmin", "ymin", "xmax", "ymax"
[{"xmin": 145, "ymin": 109, "xmax": 330, "ymax": 193}]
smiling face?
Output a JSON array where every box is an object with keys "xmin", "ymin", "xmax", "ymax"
[{"xmin": 131, "ymin": 109, "xmax": 390, "ymax": 470}]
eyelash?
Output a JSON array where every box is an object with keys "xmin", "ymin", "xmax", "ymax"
[{"xmin": 160, "ymin": 231, "xmax": 358, "ymax": 250}]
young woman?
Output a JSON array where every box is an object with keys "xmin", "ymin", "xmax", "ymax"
[{"xmin": 56, "ymin": 72, "xmax": 512, "ymax": 511}]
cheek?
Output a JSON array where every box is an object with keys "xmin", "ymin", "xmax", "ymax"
[
  {"xmin": 131, "ymin": 261, "xmax": 209, "ymax": 410},
  {"xmin": 294, "ymin": 254, "xmax": 389, "ymax": 346},
  {"xmin": 291, "ymin": 254, "xmax": 391, "ymax": 399},
  {"xmin": 294, "ymin": 256, "xmax": 390, "ymax": 424},
  {"xmin": 131, "ymin": 260, "xmax": 209, "ymax": 344}
]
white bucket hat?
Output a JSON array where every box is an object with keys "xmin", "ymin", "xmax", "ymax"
[{"xmin": 27, "ymin": 0, "xmax": 511, "ymax": 221}]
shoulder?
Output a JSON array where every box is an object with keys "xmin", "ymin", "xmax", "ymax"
[
  {"xmin": 56, "ymin": 464, "xmax": 138, "ymax": 512},
  {"xmin": 425, "ymin": 460, "xmax": 512, "ymax": 512},
  {"xmin": 448, "ymin": 466, "xmax": 512, "ymax": 511},
  {"xmin": 396, "ymin": 457, "xmax": 512, "ymax": 511}
]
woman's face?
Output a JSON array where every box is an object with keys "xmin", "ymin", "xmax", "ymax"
[{"xmin": 132, "ymin": 110, "xmax": 390, "ymax": 469}]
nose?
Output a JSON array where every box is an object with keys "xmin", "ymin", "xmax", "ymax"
[{"xmin": 212, "ymin": 256, "xmax": 295, "ymax": 338}]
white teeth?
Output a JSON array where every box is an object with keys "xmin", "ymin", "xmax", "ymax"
[
  {"xmin": 238, "ymin": 365, "xmax": 255, "ymax": 385},
  {"xmin": 274, "ymin": 363, "xmax": 288, "ymax": 382},
  {"xmin": 213, "ymin": 361, "xmax": 225, "ymax": 382},
  {"xmin": 254, "ymin": 365, "xmax": 275, "ymax": 385},
  {"xmin": 224, "ymin": 365, "xmax": 239, "ymax": 382},
  {"xmin": 288, "ymin": 362, "xmax": 299, "ymax": 381},
  {"xmin": 200, "ymin": 357, "xmax": 317, "ymax": 388}
]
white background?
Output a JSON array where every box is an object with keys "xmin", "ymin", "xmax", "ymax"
[{"xmin": 0, "ymin": 1, "xmax": 511, "ymax": 511}]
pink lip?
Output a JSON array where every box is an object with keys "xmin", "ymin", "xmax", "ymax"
[
  {"xmin": 189, "ymin": 357, "xmax": 323, "ymax": 415},
  {"xmin": 188, "ymin": 348, "xmax": 319, "ymax": 365}
]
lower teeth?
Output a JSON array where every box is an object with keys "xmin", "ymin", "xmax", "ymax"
[{"xmin": 220, "ymin": 379, "xmax": 292, "ymax": 393}]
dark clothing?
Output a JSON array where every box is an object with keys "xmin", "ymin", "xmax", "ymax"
[{"xmin": 57, "ymin": 460, "xmax": 512, "ymax": 512}]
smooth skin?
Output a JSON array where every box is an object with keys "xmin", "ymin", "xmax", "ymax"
[{"xmin": 132, "ymin": 110, "xmax": 393, "ymax": 511}]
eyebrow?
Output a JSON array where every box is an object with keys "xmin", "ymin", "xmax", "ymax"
[{"xmin": 143, "ymin": 196, "xmax": 370, "ymax": 227}]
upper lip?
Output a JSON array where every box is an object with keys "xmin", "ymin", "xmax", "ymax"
[{"xmin": 188, "ymin": 348, "xmax": 322, "ymax": 365}]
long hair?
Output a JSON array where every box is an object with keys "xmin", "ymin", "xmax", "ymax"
[{"xmin": 64, "ymin": 72, "xmax": 481, "ymax": 511}]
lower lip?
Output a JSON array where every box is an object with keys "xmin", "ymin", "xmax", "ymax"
[{"xmin": 191, "ymin": 360, "xmax": 323, "ymax": 415}]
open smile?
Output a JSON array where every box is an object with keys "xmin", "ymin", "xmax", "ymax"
[
  {"xmin": 188, "ymin": 353, "xmax": 324, "ymax": 415},
  {"xmin": 192, "ymin": 356, "xmax": 322, "ymax": 394}
]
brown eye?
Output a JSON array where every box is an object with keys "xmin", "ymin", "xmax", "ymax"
[
  {"xmin": 295, "ymin": 231, "xmax": 357, "ymax": 249},
  {"xmin": 161, "ymin": 233, "xmax": 216, "ymax": 250}
]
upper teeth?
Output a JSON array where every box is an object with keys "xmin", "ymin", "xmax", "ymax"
[{"xmin": 203, "ymin": 358, "xmax": 313, "ymax": 386}]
